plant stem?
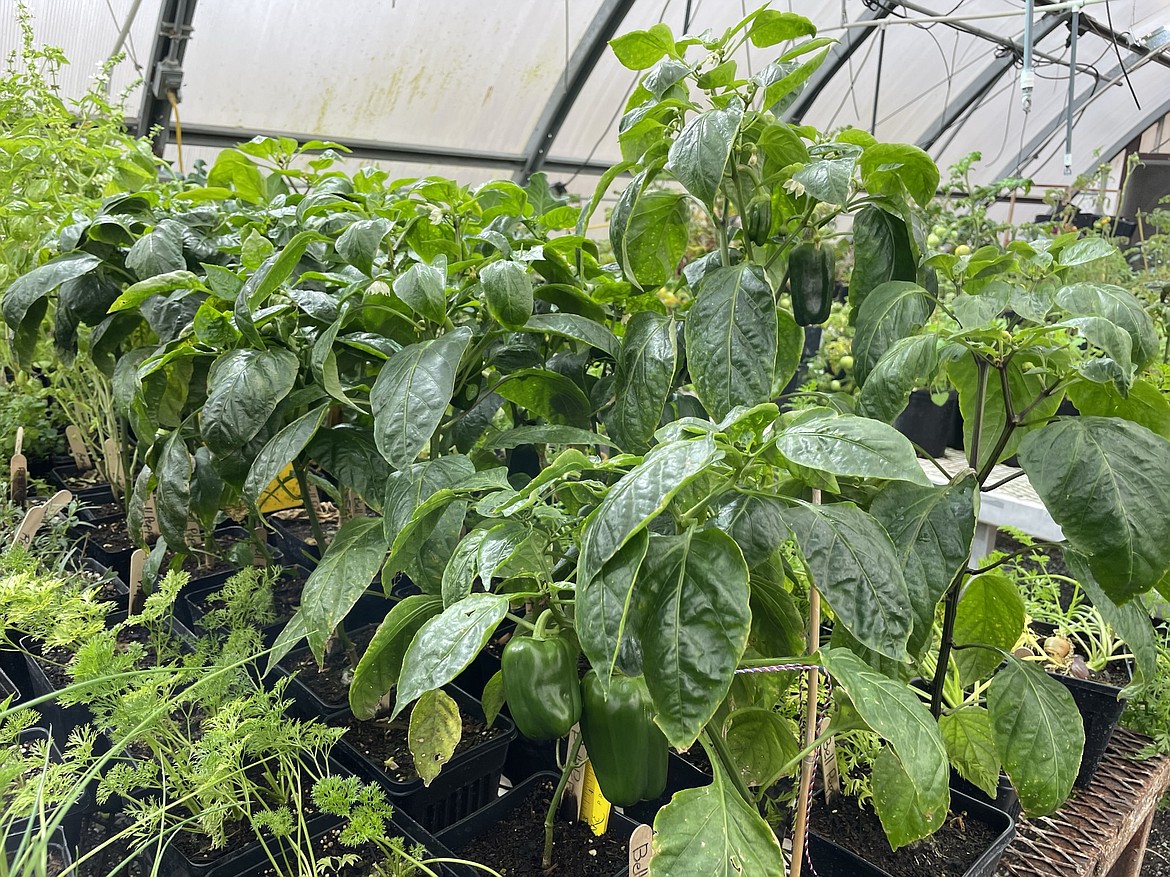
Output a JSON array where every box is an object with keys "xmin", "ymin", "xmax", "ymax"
[
  {"xmin": 543, "ymin": 733, "xmax": 583, "ymax": 869},
  {"xmin": 292, "ymin": 462, "xmax": 328, "ymax": 552},
  {"xmin": 929, "ymin": 568, "xmax": 967, "ymax": 718},
  {"xmin": 967, "ymin": 356, "xmax": 989, "ymax": 470}
]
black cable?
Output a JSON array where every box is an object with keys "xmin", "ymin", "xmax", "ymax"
[
  {"xmin": 1104, "ymin": 0, "xmax": 1141, "ymax": 108},
  {"xmin": 684, "ymin": 0, "xmax": 693, "ymax": 33},
  {"xmin": 871, "ymin": 25, "xmax": 886, "ymax": 134}
]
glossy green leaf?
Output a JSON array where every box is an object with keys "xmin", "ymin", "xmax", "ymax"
[
  {"xmin": 1057, "ymin": 236, "xmax": 1114, "ymax": 267},
  {"xmin": 482, "ymin": 670, "xmax": 506, "ymax": 727},
  {"xmin": 749, "ymin": 10, "xmax": 816, "ymax": 46},
  {"xmin": 793, "ymin": 156, "xmax": 854, "ymax": 206},
  {"xmin": 393, "ymin": 257, "xmax": 447, "ymax": 324},
  {"xmin": 1020, "ymin": 417, "xmax": 1170, "ymax": 601},
  {"xmin": 776, "ymin": 413, "xmax": 930, "ymax": 485},
  {"xmin": 1068, "ymin": 378, "xmax": 1170, "ymax": 440},
  {"xmin": 621, "ymin": 189, "xmax": 690, "ymax": 289},
  {"xmin": 723, "ymin": 707, "xmax": 799, "ymax": 789},
  {"xmin": 577, "ymin": 529, "xmax": 650, "ymax": 681},
  {"xmin": 383, "ymin": 456, "xmax": 474, "ymax": 591},
  {"xmin": 243, "ymin": 405, "xmax": 328, "ymax": 502},
  {"xmin": 578, "ymin": 436, "xmax": 720, "ymax": 587},
  {"xmin": 126, "ymin": 223, "xmax": 185, "ymax": 279},
  {"xmin": 302, "ymin": 518, "xmax": 389, "ymax": 661},
  {"xmin": 393, "ymin": 593, "xmax": 511, "ymax": 718},
  {"xmin": 639, "ymin": 529, "xmax": 751, "ymax": 748},
  {"xmin": 337, "ymin": 217, "xmax": 393, "ymax": 276},
  {"xmin": 988, "ymin": 657, "xmax": 1083, "ymax": 816},
  {"xmin": 2, "ymin": 253, "xmax": 101, "ymax": 331},
  {"xmin": 872, "ymin": 746, "xmax": 942, "ymax": 849},
  {"xmin": 156, "ymin": 429, "xmax": 192, "ymax": 551},
  {"xmin": 201, "ymin": 348, "xmax": 298, "ymax": 456},
  {"xmin": 773, "ymin": 309, "xmax": 804, "ymax": 396},
  {"xmin": 649, "ymin": 747, "xmax": 785, "ymax": 877},
  {"xmin": 108, "ymin": 270, "xmax": 201, "ymax": 313},
  {"xmin": 783, "ymin": 505, "xmax": 911, "ymax": 659},
  {"xmin": 523, "ymin": 313, "xmax": 621, "ymax": 360},
  {"xmin": 495, "ymin": 368, "xmax": 592, "ymax": 428},
  {"xmin": 668, "ymin": 101, "xmax": 743, "ymax": 209},
  {"xmin": 848, "ymin": 207, "xmax": 916, "ymax": 316},
  {"xmin": 852, "ymin": 281, "xmax": 934, "ymax": 384},
  {"xmin": 349, "ymin": 595, "xmax": 443, "ymax": 720},
  {"xmin": 610, "ymin": 23, "xmax": 676, "ymax": 70},
  {"xmin": 711, "ymin": 493, "xmax": 787, "ymax": 569},
  {"xmin": 441, "ymin": 529, "xmax": 488, "ymax": 609},
  {"xmin": 606, "ymin": 311, "xmax": 678, "ymax": 452},
  {"xmin": 758, "ymin": 50, "xmax": 829, "ymax": 115},
  {"xmin": 1056, "ymin": 283, "xmax": 1158, "ymax": 367},
  {"xmin": 821, "ymin": 647, "xmax": 949, "ymax": 840},
  {"xmin": 481, "ymin": 260, "xmax": 534, "ymax": 329},
  {"xmin": 686, "ymin": 264, "xmax": 777, "ymax": 420},
  {"xmin": 485, "ymin": 425, "xmax": 617, "ymax": 450},
  {"xmin": 409, "ymin": 689, "xmax": 461, "ymax": 786},
  {"xmin": 371, "ymin": 328, "xmax": 473, "ymax": 469},
  {"xmin": 856, "ymin": 335, "xmax": 939, "ymax": 423},
  {"xmin": 859, "ymin": 143, "xmax": 940, "ymax": 208},
  {"xmin": 307, "ymin": 425, "xmax": 391, "ymax": 511},
  {"xmin": 953, "ymin": 572, "xmax": 1024, "ymax": 685},
  {"xmin": 871, "ymin": 477, "xmax": 976, "ymax": 658},
  {"xmin": 940, "ymin": 706, "xmax": 1001, "ymax": 799}
]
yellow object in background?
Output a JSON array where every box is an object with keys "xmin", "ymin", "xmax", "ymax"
[
  {"xmin": 259, "ymin": 464, "xmax": 303, "ymax": 513},
  {"xmin": 579, "ymin": 759, "xmax": 612, "ymax": 836}
]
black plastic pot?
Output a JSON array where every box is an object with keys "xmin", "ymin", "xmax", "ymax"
[
  {"xmin": 436, "ymin": 771, "xmax": 638, "ymax": 877},
  {"xmin": 1052, "ymin": 663, "xmax": 1130, "ymax": 787},
  {"xmin": 49, "ymin": 465, "xmax": 114, "ymax": 502},
  {"xmin": 624, "ymin": 751, "xmax": 711, "ymax": 825},
  {"xmin": 950, "ymin": 769, "xmax": 1020, "ymax": 820},
  {"xmin": 0, "ymin": 661, "xmax": 22, "ymax": 704},
  {"xmin": 4, "ymin": 825, "xmax": 72, "ymax": 876},
  {"xmin": 808, "ymin": 788, "xmax": 1015, "ymax": 877},
  {"xmin": 158, "ymin": 812, "xmax": 341, "ymax": 877},
  {"xmin": 332, "ymin": 684, "xmax": 516, "ymax": 832},
  {"xmin": 70, "ymin": 514, "xmax": 139, "ymax": 583},
  {"xmin": 895, "ymin": 389, "xmax": 957, "ymax": 458}
]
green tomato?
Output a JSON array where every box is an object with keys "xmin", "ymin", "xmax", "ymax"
[
  {"xmin": 932, "ymin": 224, "xmax": 947, "ymax": 237},
  {"xmin": 829, "ymin": 379, "xmax": 842, "ymax": 392},
  {"xmin": 839, "ymin": 355, "xmax": 854, "ymax": 371},
  {"xmin": 779, "ymin": 294, "xmax": 792, "ymax": 309},
  {"xmin": 926, "ymin": 233, "xmax": 941, "ymax": 248},
  {"xmin": 954, "ymin": 244, "xmax": 971, "ymax": 257}
]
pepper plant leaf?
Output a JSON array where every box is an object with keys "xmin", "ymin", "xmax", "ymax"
[
  {"xmin": 776, "ymin": 413, "xmax": 930, "ymax": 485},
  {"xmin": 606, "ymin": 311, "xmax": 678, "ymax": 453},
  {"xmin": 243, "ymin": 404, "xmax": 329, "ymax": 503},
  {"xmin": 852, "ymin": 281, "xmax": 934, "ymax": 384},
  {"xmin": 939, "ymin": 706, "xmax": 1001, "ymax": 800},
  {"xmin": 783, "ymin": 504, "xmax": 910, "ymax": 660},
  {"xmin": 952, "ymin": 572, "xmax": 1025, "ymax": 686},
  {"xmin": 409, "ymin": 689, "xmax": 462, "ymax": 787},
  {"xmin": 987, "ymin": 657, "xmax": 1083, "ymax": 816},
  {"xmin": 1019, "ymin": 416, "xmax": 1170, "ymax": 602},
  {"xmin": 349, "ymin": 595, "xmax": 444, "ymax": 720},
  {"xmin": 685, "ymin": 263, "xmax": 777, "ymax": 420},
  {"xmin": 201, "ymin": 348, "xmax": 298, "ymax": 456},
  {"xmin": 667, "ymin": 100, "xmax": 743, "ymax": 210}
]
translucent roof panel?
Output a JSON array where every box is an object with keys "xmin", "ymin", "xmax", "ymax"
[
  {"xmin": 2, "ymin": 0, "xmax": 162, "ymax": 110},
  {"xmin": 177, "ymin": 0, "xmax": 606, "ymax": 156}
]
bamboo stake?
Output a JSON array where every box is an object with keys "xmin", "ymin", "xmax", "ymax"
[{"xmin": 789, "ymin": 488, "xmax": 823, "ymax": 877}]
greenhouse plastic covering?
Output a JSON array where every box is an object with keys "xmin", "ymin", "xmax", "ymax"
[{"xmin": 4, "ymin": 0, "xmax": 1170, "ymax": 205}]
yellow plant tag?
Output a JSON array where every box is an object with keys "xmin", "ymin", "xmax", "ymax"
[
  {"xmin": 579, "ymin": 759, "xmax": 612, "ymax": 836},
  {"xmin": 258, "ymin": 464, "xmax": 303, "ymax": 513}
]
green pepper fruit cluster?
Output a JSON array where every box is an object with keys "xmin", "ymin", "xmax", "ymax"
[
  {"xmin": 745, "ymin": 194, "xmax": 773, "ymax": 247},
  {"xmin": 501, "ymin": 611, "xmax": 582, "ymax": 741},
  {"xmin": 789, "ymin": 241, "xmax": 835, "ymax": 326},
  {"xmin": 580, "ymin": 669, "xmax": 669, "ymax": 807}
]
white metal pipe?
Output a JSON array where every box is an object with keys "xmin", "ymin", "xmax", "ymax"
[{"xmin": 819, "ymin": 0, "xmax": 1106, "ymax": 32}]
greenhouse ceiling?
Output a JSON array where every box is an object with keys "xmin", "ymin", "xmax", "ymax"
[{"xmin": 5, "ymin": 0, "xmax": 1170, "ymax": 199}]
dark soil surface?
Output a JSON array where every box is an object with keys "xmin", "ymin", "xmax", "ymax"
[
  {"xmin": 34, "ymin": 620, "xmax": 187, "ymax": 688},
  {"xmin": 255, "ymin": 827, "xmax": 406, "ymax": 877},
  {"xmin": 336, "ymin": 708, "xmax": 503, "ymax": 785},
  {"xmin": 78, "ymin": 810, "xmax": 151, "ymax": 877},
  {"xmin": 811, "ymin": 799, "xmax": 999, "ymax": 877},
  {"xmin": 76, "ymin": 517, "xmax": 137, "ymax": 554},
  {"xmin": 160, "ymin": 530, "xmax": 251, "ymax": 582},
  {"xmin": 54, "ymin": 466, "xmax": 107, "ymax": 491},
  {"xmin": 458, "ymin": 778, "xmax": 628, "ymax": 877},
  {"xmin": 79, "ymin": 498, "xmax": 124, "ymax": 520},
  {"xmin": 281, "ymin": 626, "xmax": 380, "ymax": 707},
  {"xmin": 1144, "ymin": 806, "xmax": 1170, "ymax": 875},
  {"xmin": 272, "ymin": 506, "xmax": 341, "ymax": 557}
]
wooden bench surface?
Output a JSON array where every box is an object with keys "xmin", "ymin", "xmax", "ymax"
[{"xmin": 997, "ymin": 728, "xmax": 1170, "ymax": 877}]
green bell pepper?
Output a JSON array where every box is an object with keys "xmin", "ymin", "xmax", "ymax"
[
  {"xmin": 789, "ymin": 241, "xmax": 834, "ymax": 326},
  {"xmin": 501, "ymin": 610, "xmax": 582, "ymax": 741},
  {"xmin": 579, "ymin": 669, "xmax": 668, "ymax": 807}
]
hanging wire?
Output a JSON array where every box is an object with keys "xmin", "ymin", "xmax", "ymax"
[
  {"xmin": 1103, "ymin": 0, "xmax": 1140, "ymax": 108},
  {"xmin": 870, "ymin": 22, "xmax": 887, "ymax": 134}
]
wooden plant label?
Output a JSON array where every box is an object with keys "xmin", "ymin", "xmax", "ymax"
[
  {"xmin": 41, "ymin": 490, "xmax": 72, "ymax": 520},
  {"xmin": 252, "ymin": 526, "xmax": 267, "ymax": 565},
  {"xmin": 128, "ymin": 549, "xmax": 146, "ymax": 616},
  {"xmin": 340, "ymin": 488, "xmax": 363, "ymax": 524},
  {"xmin": 629, "ymin": 824, "xmax": 654, "ymax": 876},
  {"xmin": 10, "ymin": 428, "xmax": 27, "ymax": 509},
  {"xmin": 12, "ymin": 506, "xmax": 45, "ymax": 548},
  {"xmin": 308, "ymin": 483, "xmax": 324, "ymax": 516},
  {"xmin": 65, "ymin": 426, "xmax": 93, "ymax": 470},
  {"xmin": 103, "ymin": 438, "xmax": 125, "ymax": 493},
  {"xmin": 818, "ymin": 716, "xmax": 841, "ymax": 803},
  {"xmin": 184, "ymin": 517, "xmax": 203, "ymax": 549},
  {"xmin": 142, "ymin": 495, "xmax": 161, "ymax": 539}
]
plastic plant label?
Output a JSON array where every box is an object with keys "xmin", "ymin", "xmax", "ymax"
[
  {"xmin": 258, "ymin": 464, "xmax": 303, "ymax": 513},
  {"xmin": 65, "ymin": 426, "xmax": 93, "ymax": 470},
  {"xmin": 629, "ymin": 823, "xmax": 654, "ymax": 875},
  {"xmin": 579, "ymin": 759, "xmax": 612, "ymax": 836},
  {"xmin": 818, "ymin": 716, "xmax": 840, "ymax": 803}
]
